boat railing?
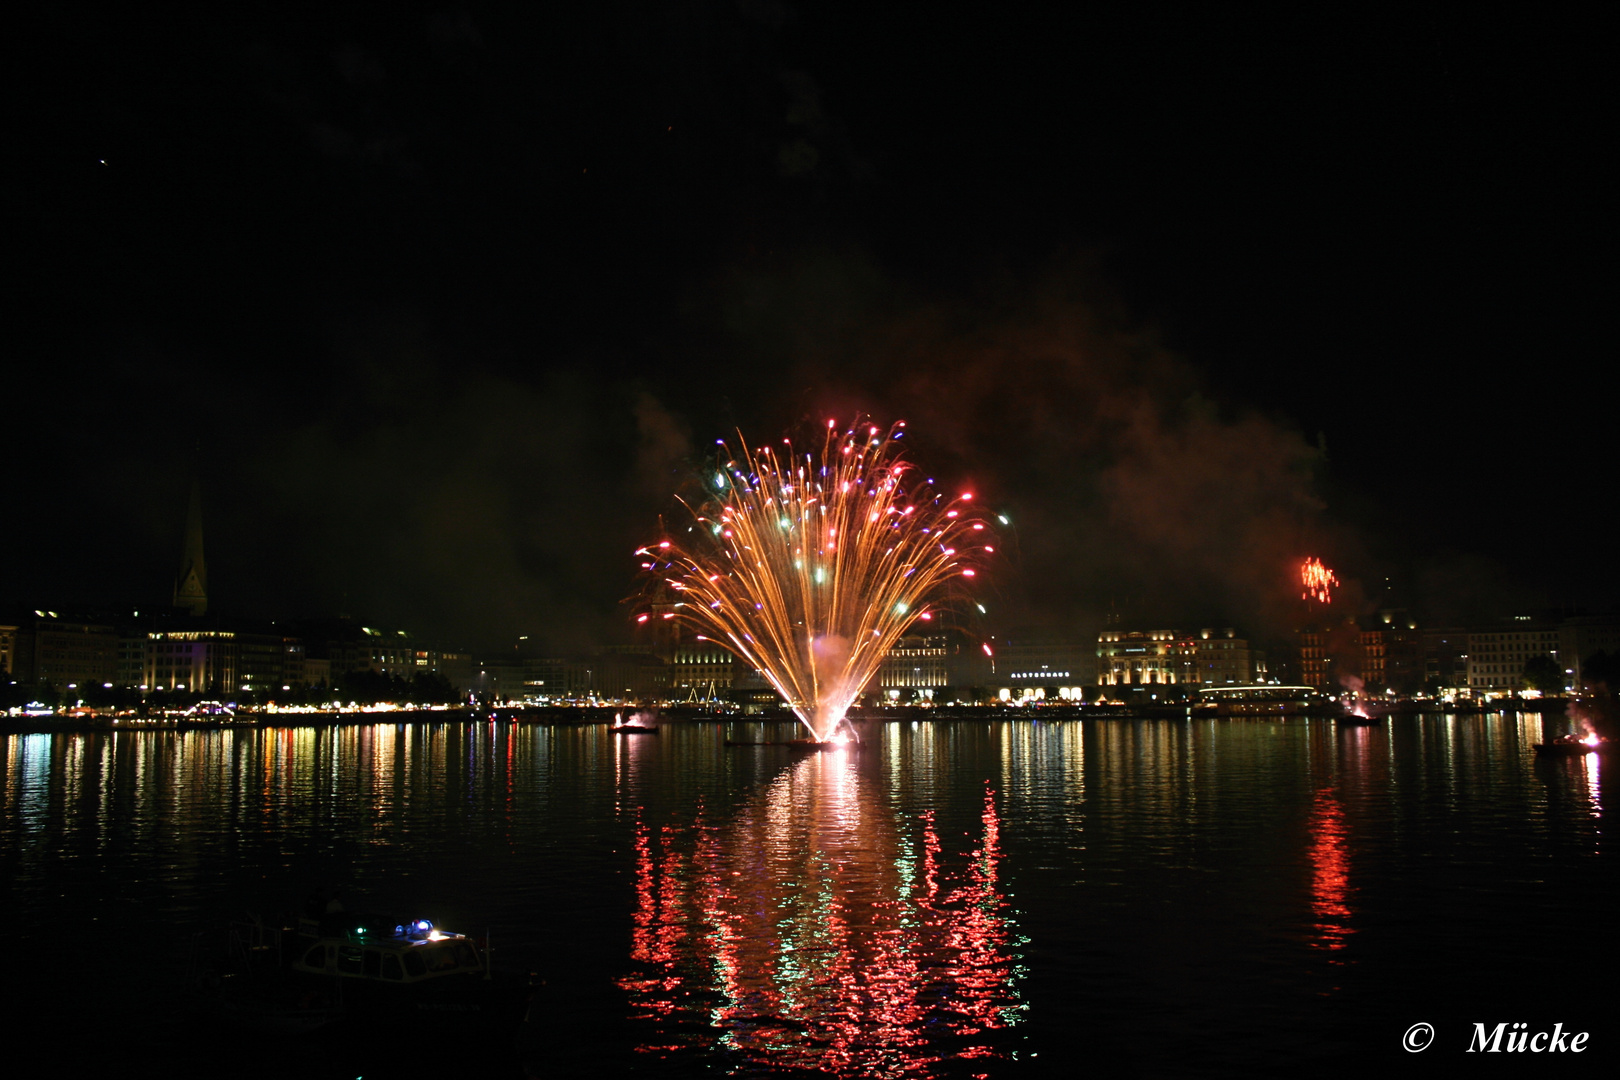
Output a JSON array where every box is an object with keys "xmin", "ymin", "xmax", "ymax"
[{"xmin": 224, "ymin": 914, "xmax": 294, "ymax": 972}]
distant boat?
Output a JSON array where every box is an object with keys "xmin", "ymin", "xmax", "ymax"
[
  {"xmin": 195, "ymin": 909, "xmax": 531, "ymax": 1034},
  {"xmin": 1533, "ymin": 734, "xmax": 1604, "ymax": 757},
  {"xmin": 611, "ymin": 711, "xmax": 659, "ymax": 733},
  {"xmin": 1195, "ymin": 685, "xmax": 1327, "ymax": 717}
]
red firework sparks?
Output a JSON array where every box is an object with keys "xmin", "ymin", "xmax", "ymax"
[{"xmin": 1301, "ymin": 557, "xmax": 1338, "ymax": 604}]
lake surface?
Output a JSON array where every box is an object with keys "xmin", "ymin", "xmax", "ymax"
[{"xmin": 4, "ymin": 714, "xmax": 1614, "ymax": 1077}]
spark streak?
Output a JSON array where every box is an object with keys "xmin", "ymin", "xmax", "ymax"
[{"xmin": 638, "ymin": 421, "xmax": 989, "ymax": 741}]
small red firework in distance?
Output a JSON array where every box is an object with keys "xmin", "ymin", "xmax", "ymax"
[{"xmin": 1301, "ymin": 557, "xmax": 1338, "ymax": 604}]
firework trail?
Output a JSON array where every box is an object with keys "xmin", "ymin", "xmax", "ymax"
[
  {"xmin": 637, "ymin": 421, "xmax": 992, "ymax": 741},
  {"xmin": 1301, "ymin": 556, "xmax": 1338, "ymax": 605}
]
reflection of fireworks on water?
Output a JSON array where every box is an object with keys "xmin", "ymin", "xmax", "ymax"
[
  {"xmin": 637, "ymin": 421, "xmax": 990, "ymax": 741},
  {"xmin": 1300, "ymin": 557, "xmax": 1338, "ymax": 604},
  {"xmin": 619, "ymin": 757, "xmax": 1025, "ymax": 1076},
  {"xmin": 1307, "ymin": 787, "xmax": 1353, "ymax": 952}
]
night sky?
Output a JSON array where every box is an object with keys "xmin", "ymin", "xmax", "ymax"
[{"xmin": 8, "ymin": 3, "xmax": 1612, "ymax": 653}]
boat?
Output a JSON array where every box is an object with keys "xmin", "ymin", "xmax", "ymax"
[
  {"xmin": 1533, "ymin": 734, "xmax": 1605, "ymax": 757},
  {"xmin": 1337, "ymin": 711, "xmax": 1382, "ymax": 726},
  {"xmin": 1195, "ymin": 685, "xmax": 1331, "ymax": 717},
  {"xmin": 611, "ymin": 710, "xmax": 659, "ymax": 733},
  {"xmin": 196, "ymin": 908, "xmax": 532, "ymax": 1033}
]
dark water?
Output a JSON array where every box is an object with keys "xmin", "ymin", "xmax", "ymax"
[{"xmin": 4, "ymin": 715, "xmax": 1614, "ymax": 1078}]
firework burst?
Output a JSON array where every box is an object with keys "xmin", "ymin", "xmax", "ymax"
[
  {"xmin": 1301, "ymin": 557, "xmax": 1338, "ymax": 604},
  {"xmin": 636, "ymin": 421, "xmax": 991, "ymax": 741}
]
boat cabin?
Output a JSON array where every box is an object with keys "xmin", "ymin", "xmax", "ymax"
[{"xmin": 291, "ymin": 917, "xmax": 485, "ymax": 984}]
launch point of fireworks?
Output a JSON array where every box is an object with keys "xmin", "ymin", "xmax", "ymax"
[
  {"xmin": 1301, "ymin": 556, "xmax": 1338, "ymax": 604},
  {"xmin": 636, "ymin": 420, "xmax": 992, "ymax": 742}
]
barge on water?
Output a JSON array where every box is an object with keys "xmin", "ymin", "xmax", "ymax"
[{"xmin": 1193, "ymin": 685, "xmax": 1333, "ymax": 717}]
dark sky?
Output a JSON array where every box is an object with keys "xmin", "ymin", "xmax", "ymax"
[{"xmin": 7, "ymin": 3, "xmax": 1612, "ymax": 652}]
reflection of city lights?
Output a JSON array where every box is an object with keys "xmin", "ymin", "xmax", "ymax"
[{"xmin": 618, "ymin": 757, "xmax": 1024, "ymax": 1074}]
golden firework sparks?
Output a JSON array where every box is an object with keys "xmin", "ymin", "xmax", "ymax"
[{"xmin": 637, "ymin": 420, "xmax": 991, "ymax": 741}]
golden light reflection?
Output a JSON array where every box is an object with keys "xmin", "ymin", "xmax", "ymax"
[
  {"xmin": 1580, "ymin": 750, "xmax": 1602, "ymax": 825},
  {"xmin": 620, "ymin": 754, "xmax": 1025, "ymax": 1075},
  {"xmin": 1306, "ymin": 787, "xmax": 1353, "ymax": 952}
]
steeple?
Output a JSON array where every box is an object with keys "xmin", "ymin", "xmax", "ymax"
[{"xmin": 174, "ymin": 479, "xmax": 208, "ymax": 616}]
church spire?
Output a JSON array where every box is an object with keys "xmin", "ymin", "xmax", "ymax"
[{"xmin": 174, "ymin": 479, "xmax": 208, "ymax": 616}]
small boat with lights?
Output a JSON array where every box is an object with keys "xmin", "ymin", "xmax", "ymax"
[
  {"xmin": 1533, "ymin": 733, "xmax": 1606, "ymax": 757},
  {"xmin": 198, "ymin": 909, "xmax": 531, "ymax": 1033}
]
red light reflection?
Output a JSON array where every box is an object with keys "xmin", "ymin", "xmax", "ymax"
[
  {"xmin": 1307, "ymin": 787, "xmax": 1353, "ymax": 951},
  {"xmin": 619, "ymin": 758, "xmax": 1024, "ymax": 1075}
]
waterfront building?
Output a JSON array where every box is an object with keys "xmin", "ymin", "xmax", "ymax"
[
  {"xmin": 297, "ymin": 619, "xmax": 418, "ymax": 681},
  {"xmin": 0, "ymin": 624, "xmax": 15, "ymax": 677},
  {"xmin": 1098, "ymin": 628, "xmax": 1249, "ymax": 687},
  {"xmin": 1098, "ymin": 629, "xmax": 1190, "ymax": 686},
  {"xmin": 145, "ymin": 629, "xmax": 239, "ymax": 693},
  {"xmin": 237, "ymin": 632, "xmax": 288, "ymax": 695},
  {"xmin": 116, "ymin": 629, "xmax": 148, "ymax": 687},
  {"xmin": 1466, "ymin": 618, "xmax": 1562, "ymax": 692},
  {"xmin": 591, "ymin": 651, "xmax": 669, "ymax": 702},
  {"xmin": 475, "ymin": 659, "xmax": 529, "ymax": 700},
  {"xmin": 665, "ymin": 637, "xmax": 736, "ymax": 698},
  {"xmin": 302, "ymin": 656, "xmax": 331, "ymax": 688},
  {"xmin": 995, "ymin": 636, "xmax": 1095, "ymax": 685},
  {"xmin": 280, "ymin": 638, "xmax": 309, "ymax": 688},
  {"xmin": 472, "ymin": 650, "xmax": 666, "ymax": 702},
  {"xmin": 522, "ymin": 656, "xmax": 591, "ymax": 698},
  {"xmin": 413, "ymin": 649, "xmax": 473, "ymax": 693},
  {"xmin": 1298, "ymin": 613, "xmax": 1422, "ymax": 695},
  {"xmin": 1191, "ymin": 628, "xmax": 1253, "ymax": 685},
  {"xmin": 1371, "ymin": 611, "xmax": 1425, "ymax": 694},
  {"xmin": 1557, "ymin": 616, "xmax": 1620, "ymax": 687},
  {"xmin": 143, "ymin": 621, "xmax": 324, "ymax": 696},
  {"xmin": 879, "ymin": 635, "xmax": 950, "ymax": 692},
  {"xmin": 12, "ymin": 613, "xmax": 119, "ymax": 691}
]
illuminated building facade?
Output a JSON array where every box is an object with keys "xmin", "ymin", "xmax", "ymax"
[
  {"xmin": 144, "ymin": 626, "xmax": 319, "ymax": 694},
  {"xmin": 665, "ymin": 638, "xmax": 736, "ymax": 697},
  {"xmin": 1191, "ymin": 628, "xmax": 1253, "ymax": 685},
  {"xmin": 878, "ymin": 635, "xmax": 950, "ymax": 690},
  {"xmin": 1466, "ymin": 620, "xmax": 1562, "ymax": 692},
  {"xmin": 145, "ymin": 629, "xmax": 239, "ymax": 693},
  {"xmin": 1099, "ymin": 628, "xmax": 1250, "ymax": 686}
]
